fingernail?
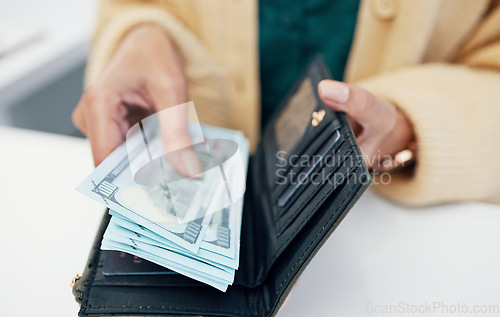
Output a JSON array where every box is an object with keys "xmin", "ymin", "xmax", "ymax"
[
  {"xmin": 181, "ymin": 150, "xmax": 202, "ymax": 177},
  {"xmin": 319, "ymin": 81, "xmax": 350, "ymax": 104}
]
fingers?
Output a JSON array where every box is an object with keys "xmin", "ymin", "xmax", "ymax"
[
  {"xmin": 148, "ymin": 76, "xmax": 203, "ymax": 178},
  {"xmin": 150, "ymin": 76, "xmax": 190, "ymax": 151},
  {"xmin": 72, "ymin": 25, "xmax": 196, "ymax": 171},
  {"xmin": 318, "ymin": 80, "xmax": 398, "ymax": 163},
  {"xmin": 73, "ymin": 91, "xmax": 127, "ymax": 166},
  {"xmin": 318, "ymin": 80, "xmax": 397, "ymax": 134},
  {"xmin": 158, "ymin": 104, "xmax": 203, "ymax": 178}
]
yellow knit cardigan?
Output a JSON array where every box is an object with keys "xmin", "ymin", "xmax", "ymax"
[{"xmin": 85, "ymin": 0, "xmax": 500, "ymax": 206}]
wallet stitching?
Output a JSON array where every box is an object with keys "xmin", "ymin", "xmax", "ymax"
[
  {"xmin": 275, "ymin": 173, "xmax": 358, "ymax": 293},
  {"xmin": 82, "ymin": 232, "xmax": 107, "ymax": 314},
  {"xmin": 85, "ymin": 258, "xmax": 254, "ymax": 315},
  {"xmin": 85, "ymin": 305, "xmax": 252, "ymax": 316},
  {"xmin": 86, "ymin": 270, "xmax": 250, "ymax": 315}
]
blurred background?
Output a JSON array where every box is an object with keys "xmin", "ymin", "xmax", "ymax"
[{"xmin": 0, "ymin": 0, "xmax": 96, "ymax": 136}]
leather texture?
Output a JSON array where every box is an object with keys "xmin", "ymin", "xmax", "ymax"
[{"xmin": 74, "ymin": 57, "xmax": 372, "ymax": 317}]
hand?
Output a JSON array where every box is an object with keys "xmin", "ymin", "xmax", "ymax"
[
  {"xmin": 318, "ymin": 80, "xmax": 415, "ymax": 170},
  {"xmin": 73, "ymin": 24, "xmax": 201, "ymax": 175}
]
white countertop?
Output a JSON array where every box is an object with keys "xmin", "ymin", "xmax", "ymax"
[
  {"xmin": 0, "ymin": 127, "xmax": 102, "ymax": 316},
  {"xmin": 0, "ymin": 126, "xmax": 499, "ymax": 317},
  {"xmin": 278, "ymin": 190, "xmax": 500, "ymax": 316}
]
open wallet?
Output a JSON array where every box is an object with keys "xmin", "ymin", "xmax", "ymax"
[{"xmin": 72, "ymin": 57, "xmax": 372, "ymax": 317}]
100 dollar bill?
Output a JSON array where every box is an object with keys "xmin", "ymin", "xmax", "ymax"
[{"xmin": 77, "ymin": 124, "xmax": 249, "ymax": 254}]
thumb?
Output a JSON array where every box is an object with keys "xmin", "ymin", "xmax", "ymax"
[
  {"xmin": 148, "ymin": 79, "xmax": 203, "ymax": 178},
  {"xmin": 318, "ymin": 80, "xmax": 396, "ymax": 161},
  {"xmin": 318, "ymin": 80, "xmax": 396, "ymax": 133},
  {"xmin": 74, "ymin": 92, "xmax": 127, "ymax": 167}
]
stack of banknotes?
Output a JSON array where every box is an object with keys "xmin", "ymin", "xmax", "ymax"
[{"xmin": 77, "ymin": 114, "xmax": 249, "ymax": 292}]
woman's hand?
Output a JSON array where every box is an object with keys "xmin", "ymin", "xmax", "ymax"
[
  {"xmin": 318, "ymin": 80, "xmax": 415, "ymax": 170},
  {"xmin": 73, "ymin": 24, "xmax": 200, "ymax": 175}
]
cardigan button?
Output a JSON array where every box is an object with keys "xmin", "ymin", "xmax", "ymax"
[{"xmin": 370, "ymin": 0, "xmax": 398, "ymax": 20}]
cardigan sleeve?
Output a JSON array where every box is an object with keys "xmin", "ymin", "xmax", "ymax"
[
  {"xmin": 84, "ymin": 0, "xmax": 224, "ymax": 91},
  {"xmin": 357, "ymin": 2, "xmax": 500, "ymax": 206},
  {"xmin": 358, "ymin": 64, "xmax": 500, "ymax": 206},
  {"xmin": 87, "ymin": 1, "xmax": 184, "ymax": 85},
  {"xmin": 84, "ymin": 0, "xmax": 230, "ymax": 130}
]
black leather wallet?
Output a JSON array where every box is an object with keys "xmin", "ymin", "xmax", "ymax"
[{"xmin": 72, "ymin": 57, "xmax": 371, "ymax": 317}]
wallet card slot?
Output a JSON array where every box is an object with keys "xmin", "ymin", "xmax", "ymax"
[
  {"xmin": 272, "ymin": 119, "xmax": 343, "ymax": 201},
  {"xmin": 277, "ymin": 153, "xmax": 359, "ymax": 238},
  {"xmin": 276, "ymin": 164, "xmax": 365, "ymax": 256},
  {"xmin": 283, "ymin": 114, "xmax": 339, "ymax": 168},
  {"xmin": 276, "ymin": 129, "xmax": 341, "ymax": 208},
  {"xmin": 92, "ymin": 267, "xmax": 206, "ymax": 287},
  {"xmin": 273, "ymin": 167, "xmax": 369, "ymax": 297},
  {"xmin": 92, "ymin": 249, "xmax": 206, "ymax": 287},
  {"xmin": 275, "ymin": 133, "xmax": 352, "ymax": 216}
]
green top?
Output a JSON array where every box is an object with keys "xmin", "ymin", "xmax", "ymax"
[{"xmin": 259, "ymin": 0, "xmax": 360, "ymax": 123}]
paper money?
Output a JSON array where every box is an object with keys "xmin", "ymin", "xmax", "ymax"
[
  {"xmin": 108, "ymin": 208, "xmax": 241, "ymax": 269},
  {"xmin": 77, "ymin": 109, "xmax": 249, "ymax": 291}
]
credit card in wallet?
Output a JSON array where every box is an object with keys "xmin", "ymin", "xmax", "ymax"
[{"xmin": 102, "ymin": 250, "xmax": 177, "ymax": 276}]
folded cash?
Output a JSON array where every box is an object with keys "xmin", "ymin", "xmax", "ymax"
[{"xmin": 77, "ymin": 107, "xmax": 249, "ymax": 291}]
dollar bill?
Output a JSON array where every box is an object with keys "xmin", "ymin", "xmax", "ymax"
[
  {"xmin": 77, "ymin": 143, "xmax": 210, "ymax": 253},
  {"xmin": 103, "ymin": 224, "xmax": 235, "ymax": 282},
  {"xmin": 78, "ymin": 124, "xmax": 248, "ymax": 254},
  {"xmin": 101, "ymin": 239, "xmax": 230, "ymax": 292},
  {"xmin": 77, "ymin": 113, "xmax": 249, "ymax": 289},
  {"xmin": 106, "ymin": 213, "xmax": 238, "ymax": 270}
]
